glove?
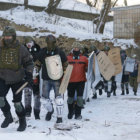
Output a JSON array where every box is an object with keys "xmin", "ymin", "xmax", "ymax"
[{"xmin": 25, "ymin": 71, "xmax": 33, "ymax": 89}]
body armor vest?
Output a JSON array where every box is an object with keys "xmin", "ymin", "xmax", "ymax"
[{"xmin": 0, "ymin": 46, "xmax": 20, "ymax": 70}]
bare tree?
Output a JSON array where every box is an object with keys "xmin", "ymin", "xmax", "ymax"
[
  {"xmin": 93, "ymin": 0, "xmax": 98, "ymax": 7},
  {"xmin": 24, "ymin": 0, "xmax": 28, "ymax": 6},
  {"xmin": 95, "ymin": 0, "xmax": 111, "ymax": 33},
  {"xmin": 86, "ymin": 0, "xmax": 93, "ymax": 7},
  {"xmin": 47, "ymin": 0, "xmax": 61, "ymax": 14},
  {"xmin": 112, "ymin": 0, "xmax": 119, "ymax": 7},
  {"xmin": 124, "ymin": 0, "xmax": 127, "ymax": 6}
]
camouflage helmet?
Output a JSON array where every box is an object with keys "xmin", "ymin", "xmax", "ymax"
[
  {"xmin": 24, "ymin": 36, "xmax": 34, "ymax": 44},
  {"xmin": 2, "ymin": 26, "xmax": 16, "ymax": 40},
  {"xmin": 72, "ymin": 41, "xmax": 83, "ymax": 50},
  {"xmin": 103, "ymin": 46, "xmax": 110, "ymax": 51},
  {"xmin": 90, "ymin": 45, "xmax": 97, "ymax": 52},
  {"xmin": 46, "ymin": 34, "xmax": 56, "ymax": 43}
]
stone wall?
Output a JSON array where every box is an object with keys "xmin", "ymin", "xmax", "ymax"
[{"xmin": 113, "ymin": 5, "xmax": 140, "ymax": 39}]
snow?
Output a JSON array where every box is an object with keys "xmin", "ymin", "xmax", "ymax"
[
  {"xmin": 28, "ymin": 0, "xmax": 49, "ymax": 7},
  {"xmin": 0, "ymin": 6, "xmax": 110, "ymax": 41},
  {"xmin": 0, "ymin": 0, "xmax": 23, "ymax": 4},
  {"xmin": 0, "ymin": 85, "xmax": 140, "ymax": 140},
  {"xmin": 58, "ymin": 0, "xmax": 100, "ymax": 14}
]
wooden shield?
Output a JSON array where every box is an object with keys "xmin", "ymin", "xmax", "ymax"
[
  {"xmin": 59, "ymin": 65, "xmax": 73, "ymax": 94},
  {"xmin": 108, "ymin": 48, "xmax": 122, "ymax": 75},
  {"xmin": 45, "ymin": 55, "xmax": 63, "ymax": 80},
  {"xmin": 97, "ymin": 51, "xmax": 115, "ymax": 81},
  {"xmin": 137, "ymin": 64, "xmax": 140, "ymax": 83},
  {"xmin": 125, "ymin": 57, "xmax": 135, "ymax": 72}
]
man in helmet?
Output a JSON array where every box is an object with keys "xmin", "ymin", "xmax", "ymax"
[
  {"xmin": 90, "ymin": 45, "xmax": 104, "ymax": 99},
  {"xmin": 129, "ymin": 54, "xmax": 139, "ymax": 95},
  {"xmin": 120, "ymin": 49, "xmax": 129, "ymax": 95},
  {"xmin": 36, "ymin": 34, "xmax": 67, "ymax": 123},
  {"xmin": 103, "ymin": 46, "xmax": 117, "ymax": 97},
  {"xmin": 0, "ymin": 26, "xmax": 33, "ymax": 131},
  {"xmin": 23, "ymin": 36, "xmax": 41, "ymax": 119},
  {"xmin": 67, "ymin": 42, "xmax": 88, "ymax": 120}
]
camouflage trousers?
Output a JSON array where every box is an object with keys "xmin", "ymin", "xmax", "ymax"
[{"xmin": 129, "ymin": 76, "xmax": 138, "ymax": 93}]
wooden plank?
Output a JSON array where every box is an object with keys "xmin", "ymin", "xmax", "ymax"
[
  {"xmin": 137, "ymin": 64, "xmax": 140, "ymax": 83},
  {"xmin": 16, "ymin": 82, "xmax": 28, "ymax": 94},
  {"xmin": 97, "ymin": 51, "xmax": 115, "ymax": 81},
  {"xmin": 59, "ymin": 65, "xmax": 73, "ymax": 94},
  {"xmin": 108, "ymin": 48, "xmax": 122, "ymax": 75}
]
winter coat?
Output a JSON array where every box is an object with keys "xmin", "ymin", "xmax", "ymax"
[
  {"xmin": 67, "ymin": 53, "xmax": 88, "ymax": 83},
  {"xmin": 0, "ymin": 39, "xmax": 33, "ymax": 84},
  {"xmin": 37, "ymin": 47, "xmax": 67, "ymax": 80},
  {"xmin": 25, "ymin": 42, "xmax": 40, "ymax": 62},
  {"xmin": 130, "ymin": 61, "xmax": 138, "ymax": 77}
]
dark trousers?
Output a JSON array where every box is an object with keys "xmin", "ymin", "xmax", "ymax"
[
  {"xmin": 68, "ymin": 82, "xmax": 85, "ymax": 98},
  {"xmin": 0, "ymin": 78, "xmax": 25, "ymax": 117}
]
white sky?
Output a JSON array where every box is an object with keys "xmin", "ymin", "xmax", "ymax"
[{"xmin": 77, "ymin": 0, "xmax": 140, "ymax": 6}]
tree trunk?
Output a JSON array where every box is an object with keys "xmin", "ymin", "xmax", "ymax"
[
  {"xmin": 93, "ymin": 0, "xmax": 98, "ymax": 7},
  {"xmin": 124, "ymin": 0, "xmax": 127, "ymax": 6},
  {"xmin": 86, "ymin": 0, "xmax": 93, "ymax": 7},
  {"xmin": 95, "ymin": 0, "xmax": 111, "ymax": 34},
  {"xmin": 47, "ymin": 0, "xmax": 61, "ymax": 14},
  {"xmin": 24, "ymin": 0, "xmax": 28, "ymax": 6},
  {"xmin": 112, "ymin": 0, "xmax": 118, "ymax": 7}
]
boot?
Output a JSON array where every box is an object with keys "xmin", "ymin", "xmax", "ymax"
[
  {"xmin": 86, "ymin": 98, "xmax": 90, "ymax": 102},
  {"xmin": 1, "ymin": 111, "xmax": 13, "ymax": 128},
  {"xmin": 126, "ymin": 89, "xmax": 129, "ymax": 94},
  {"xmin": 113, "ymin": 91, "xmax": 116, "ymax": 96},
  {"xmin": 107, "ymin": 92, "xmax": 111, "ymax": 97},
  {"xmin": 99, "ymin": 89, "xmax": 102, "ymax": 95},
  {"xmin": 67, "ymin": 103, "xmax": 74, "ymax": 119},
  {"xmin": 34, "ymin": 109, "xmax": 40, "ymax": 120},
  {"xmin": 134, "ymin": 92, "xmax": 137, "ymax": 96},
  {"xmin": 45, "ymin": 109, "xmax": 54, "ymax": 121},
  {"xmin": 17, "ymin": 117, "xmax": 27, "ymax": 131},
  {"xmin": 75, "ymin": 105, "xmax": 82, "ymax": 120},
  {"xmin": 121, "ymin": 90, "xmax": 125, "ymax": 95},
  {"xmin": 25, "ymin": 106, "xmax": 32, "ymax": 117},
  {"xmin": 56, "ymin": 117, "xmax": 62, "ymax": 123},
  {"xmin": 92, "ymin": 93, "xmax": 97, "ymax": 99}
]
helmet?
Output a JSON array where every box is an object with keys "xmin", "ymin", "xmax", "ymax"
[
  {"xmin": 72, "ymin": 41, "xmax": 83, "ymax": 50},
  {"xmin": 46, "ymin": 34, "xmax": 56, "ymax": 43},
  {"xmin": 103, "ymin": 46, "xmax": 110, "ymax": 51},
  {"xmin": 2, "ymin": 26, "xmax": 16, "ymax": 40},
  {"xmin": 24, "ymin": 36, "xmax": 34, "ymax": 44},
  {"xmin": 90, "ymin": 45, "xmax": 97, "ymax": 52}
]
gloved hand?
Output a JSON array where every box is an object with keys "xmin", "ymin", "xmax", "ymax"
[{"xmin": 25, "ymin": 71, "xmax": 33, "ymax": 88}]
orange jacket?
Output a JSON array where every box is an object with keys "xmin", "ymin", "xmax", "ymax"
[{"xmin": 67, "ymin": 54, "xmax": 88, "ymax": 83}]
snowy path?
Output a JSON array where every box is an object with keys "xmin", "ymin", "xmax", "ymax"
[{"xmin": 0, "ymin": 87, "xmax": 140, "ymax": 140}]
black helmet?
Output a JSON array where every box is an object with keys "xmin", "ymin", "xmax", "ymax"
[
  {"xmin": 103, "ymin": 46, "xmax": 110, "ymax": 51},
  {"xmin": 46, "ymin": 34, "xmax": 56, "ymax": 43},
  {"xmin": 2, "ymin": 26, "xmax": 16, "ymax": 40},
  {"xmin": 90, "ymin": 45, "xmax": 97, "ymax": 52}
]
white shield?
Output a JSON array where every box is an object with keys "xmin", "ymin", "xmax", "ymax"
[{"xmin": 45, "ymin": 55, "xmax": 63, "ymax": 80}]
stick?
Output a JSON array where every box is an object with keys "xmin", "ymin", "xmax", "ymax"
[{"xmin": 15, "ymin": 82, "xmax": 28, "ymax": 94}]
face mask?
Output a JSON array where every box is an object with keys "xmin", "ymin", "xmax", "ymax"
[
  {"xmin": 4, "ymin": 38, "xmax": 13, "ymax": 46},
  {"xmin": 47, "ymin": 42, "xmax": 56, "ymax": 51},
  {"xmin": 26, "ymin": 41, "xmax": 34, "ymax": 49},
  {"xmin": 73, "ymin": 50, "xmax": 80, "ymax": 56}
]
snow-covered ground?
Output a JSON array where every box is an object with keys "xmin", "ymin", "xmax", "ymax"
[
  {"xmin": 0, "ymin": 85, "xmax": 140, "ymax": 140},
  {"xmin": 0, "ymin": 6, "xmax": 111, "ymax": 40}
]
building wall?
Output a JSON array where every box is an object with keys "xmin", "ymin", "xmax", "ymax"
[{"xmin": 113, "ymin": 7, "xmax": 140, "ymax": 39}]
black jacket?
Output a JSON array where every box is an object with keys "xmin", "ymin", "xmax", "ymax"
[
  {"xmin": 37, "ymin": 47, "xmax": 67, "ymax": 80},
  {"xmin": 25, "ymin": 42, "xmax": 40, "ymax": 62}
]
